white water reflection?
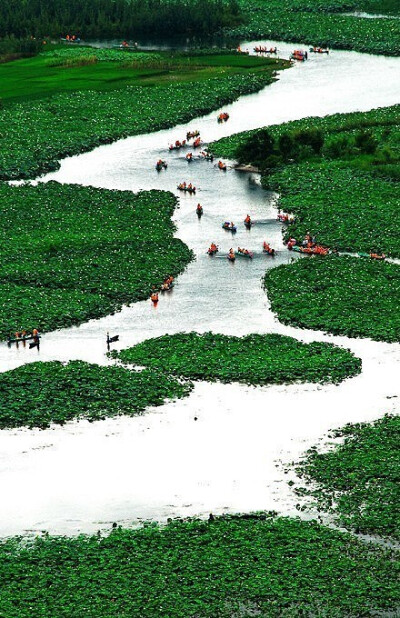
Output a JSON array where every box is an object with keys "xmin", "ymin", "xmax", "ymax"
[{"xmin": 0, "ymin": 41, "xmax": 399, "ymax": 536}]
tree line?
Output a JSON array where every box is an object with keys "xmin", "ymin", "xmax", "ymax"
[{"xmin": 0, "ymin": 0, "xmax": 242, "ymax": 40}]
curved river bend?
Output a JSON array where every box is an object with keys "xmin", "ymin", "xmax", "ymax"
[{"xmin": 0, "ymin": 41, "xmax": 399, "ymax": 536}]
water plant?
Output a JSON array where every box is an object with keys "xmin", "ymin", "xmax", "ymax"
[
  {"xmin": 229, "ymin": 0, "xmax": 400, "ymax": 56},
  {"xmin": 115, "ymin": 332, "xmax": 362, "ymax": 385},
  {"xmin": 0, "ymin": 183, "xmax": 192, "ymax": 337},
  {"xmin": 265, "ymin": 255, "xmax": 400, "ymax": 342},
  {"xmin": 0, "ymin": 514, "xmax": 398, "ymax": 616},
  {"xmin": 297, "ymin": 414, "xmax": 400, "ymax": 539},
  {"xmin": 0, "ymin": 361, "xmax": 192, "ymax": 429}
]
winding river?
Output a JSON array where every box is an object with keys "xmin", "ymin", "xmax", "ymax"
[{"xmin": 0, "ymin": 41, "xmax": 399, "ymax": 536}]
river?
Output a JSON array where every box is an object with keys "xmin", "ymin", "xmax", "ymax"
[{"xmin": 0, "ymin": 40, "xmax": 399, "ymax": 536}]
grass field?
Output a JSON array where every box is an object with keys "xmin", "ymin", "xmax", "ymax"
[{"xmin": 0, "ymin": 48, "xmax": 287, "ymax": 104}]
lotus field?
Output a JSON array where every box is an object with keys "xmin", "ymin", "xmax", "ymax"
[
  {"xmin": 0, "ymin": 183, "xmax": 192, "ymax": 337},
  {"xmin": 0, "ymin": 361, "xmax": 192, "ymax": 429},
  {"xmin": 231, "ymin": 0, "xmax": 400, "ymax": 56},
  {"xmin": 0, "ymin": 515, "xmax": 398, "ymax": 617},
  {"xmin": 265, "ymin": 256, "xmax": 400, "ymax": 342},
  {"xmin": 115, "ymin": 332, "xmax": 362, "ymax": 385},
  {"xmin": 298, "ymin": 414, "xmax": 400, "ymax": 540}
]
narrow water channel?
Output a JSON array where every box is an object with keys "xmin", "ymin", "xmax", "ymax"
[{"xmin": 0, "ymin": 41, "xmax": 399, "ymax": 536}]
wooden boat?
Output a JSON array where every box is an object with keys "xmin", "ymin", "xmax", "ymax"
[
  {"xmin": 244, "ymin": 219, "xmax": 252, "ymax": 229},
  {"xmin": 237, "ymin": 248, "xmax": 253, "ymax": 259},
  {"xmin": 207, "ymin": 246, "xmax": 218, "ymax": 255},
  {"xmin": 60, "ymin": 37, "xmax": 81, "ymax": 43},
  {"xmin": 254, "ymin": 46, "xmax": 277, "ymax": 54},
  {"xmin": 186, "ymin": 130, "xmax": 200, "ymax": 140},
  {"xmin": 155, "ymin": 161, "xmax": 168, "ymax": 171},
  {"xmin": 277, "ymin": 213, "xmax": 295, "ymax": 224},
  {"xmin": 292, "ymin": 245, "xmax": 329, "ymax": 256},
  {"xmin": 169, "ymin": 140, "xmax": 186, "ymax": 151},
  {"xmin": 196, "ymin": 206, "xmax": 203, "ymax": 216},
  {"xmin": 263, "ymin": 242, "xmax": 275, "ymax": 256},
  {"xmin": 177, "ymin": 184, "xmax": 196, "ymax": 193},
  {"xmin": 7, "ymin": 334, "xmax": 41, "ymax": 344},
  {"xmin": 290, "ymin": 50, "xmax": 307, "ymax": 61},
  {"xmin": 358, "ymin": 252, "xmax": 386, "ymax": 260},
  {"xmin": 217, "ymin": 112, "xmax": 230, "ymax": 123},
  {"xmin": 218, "ymin": 162, "xmax": 227, "ymax": 171},
  {"xmin": 309, "ymin": 47, "xmax": 329, "ymax": 54},
  {"xmin": 222, "ymin": 222, "xmax": 237, "ymax": 232}
]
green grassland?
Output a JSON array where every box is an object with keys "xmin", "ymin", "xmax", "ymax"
[
  {"xmin": 0, "ymin": 184, "xmax": 192, "ymax": 338},
  {"xmin": 0, "ymin": 515, "xmax": 398, "ymax": 617},
  {"xmin": 115, "ymin": 332, "xmax": 362, "ymax": 385},
  {"xmin": 0, "ymin": 47, "xmax": 286, "ymax": 104},
  {"xmin": 298, "ymin": 414, "xmax": 400, "ymax": 539},
  {"xmin": 0, "ymin": 361, "xmax": 192, "ymax": 429}
]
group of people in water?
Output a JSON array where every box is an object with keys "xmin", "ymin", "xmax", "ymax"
[
  {"xmin": 8, "ymin": 328, "xmax": 40, "ymax": 348},
  {"xmin": 177, "ymin": 182, "xmax": 196, "ymax": 193}
]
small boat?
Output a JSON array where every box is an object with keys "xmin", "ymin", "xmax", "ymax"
[
  {"xmin": 151, "ymin": 292, "xmax": 159, "ymax": 304},
  {"xmin": 292, "ymin": 245, "xmax": 329, "ymax": 256},
  {"xmin": 218, "ymin": 161, "xmax": 227, "ymax": 171},
  {"xmin": 244, "ymin": 217, "xmax": 252, "ymax": 229},
  {"xmin": 196, "ymin": 205, "xmax": 203, "ymax": 217},
  {"xmin": 290, "ymin": 50, "xmax": 307, "ymax": 61},
  {"xmin": 263, "ymin": 242, "xmax": 275, "ymax": 256},
  {"xmin": 309, "ymin": 47, "xmax": 329, "ymax": 54},
  {"xmin": 277, "ymin": 213, "xmax": 295, "ymax": 224},
  {"xmin": 222, "ymin": 222, "xmax": 237, "ymax": 232},
  {"xmin": 60, "ymin": 37, "xmax": 81, "ymax": 43},
  {"xmin": 7, "ymin": 334, "xmax": 41, "ymax": 345},
  {"xmin": 218, "ymin": 112, "xmax": 230, "ymax": 123},
  {"xmin": 207, "ymin": 245, "xmax": 218, "ymax": 255},
  {"xmin": 237, "ymin": 248, "xmax": 253, "ymax": 259},
  {"xmin": 186, "ymin": 130, "xmax": 200, "ymax": 140},
  {"xmin": 358, "ymin": 252, "xmax": 386, "ymax": 260},
  {"xmin": 177, "ymin": 184, "xmax": 196, "ymax": 194},
  {"xmin": 155, "ymin": 160, "xmax": 168, "ymax": 171},
  {"xmin": 254, "ymin": 46, "xmax": 277, "ymax": 54},
  {"xmin": 200, "ymin": 151, "xmax": 214, "ymax": 162},
  {"xmin": 227, "ymin": 252, "xmax": 236, "ymax": 262},
  {"xmin": 193, "ymin": 137, "xmax": 202, "ymax": 148},
  {"xmin": 169, "ymin": 140, "xmax": 186, "ymax": 151}
]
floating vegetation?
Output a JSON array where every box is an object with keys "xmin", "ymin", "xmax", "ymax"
[
  {"xmin": 0, "ymin": 361, "xmax": 192, "ymax": 429},
  {"xmin": 115, "ymin": 332, "xmax": 362, "ymax": 385},
  {"xmin": 297, "ymin": 414, "xmax": 400, "ymax": 540},
  {"xmin": 0, "ymin": 515, "xmax": 398, "ymax": 616},
  {"xmin": 265, "ymin": 255, "xmax": 400, "ymax": 342},
  {"xmin": 0, "ymin": 183, "xmax": 192, "ymax": 337}
]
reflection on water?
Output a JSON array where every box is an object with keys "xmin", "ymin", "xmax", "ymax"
[{"xmin": 0, "ymin": 41, "xmax": 399, "ymax": 535}]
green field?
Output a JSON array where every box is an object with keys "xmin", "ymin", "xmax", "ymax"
[
  {"xmin": 0, "ymin": 48, "xmax": 286, "ymax": 104},
  {"xmin": 298, "ymin": 414, "xmax": 400, "ymax": 539},
  {"xmin": 0, "ymin": 515, "xmax": 398, "ymax": 617},
  {"xmin": 0, "ymin": 184, "xmax": 192, "ymax": 338},
  {"xmin": 115, "ymin": 332, "xmax": 362, "ymax": 385}
]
